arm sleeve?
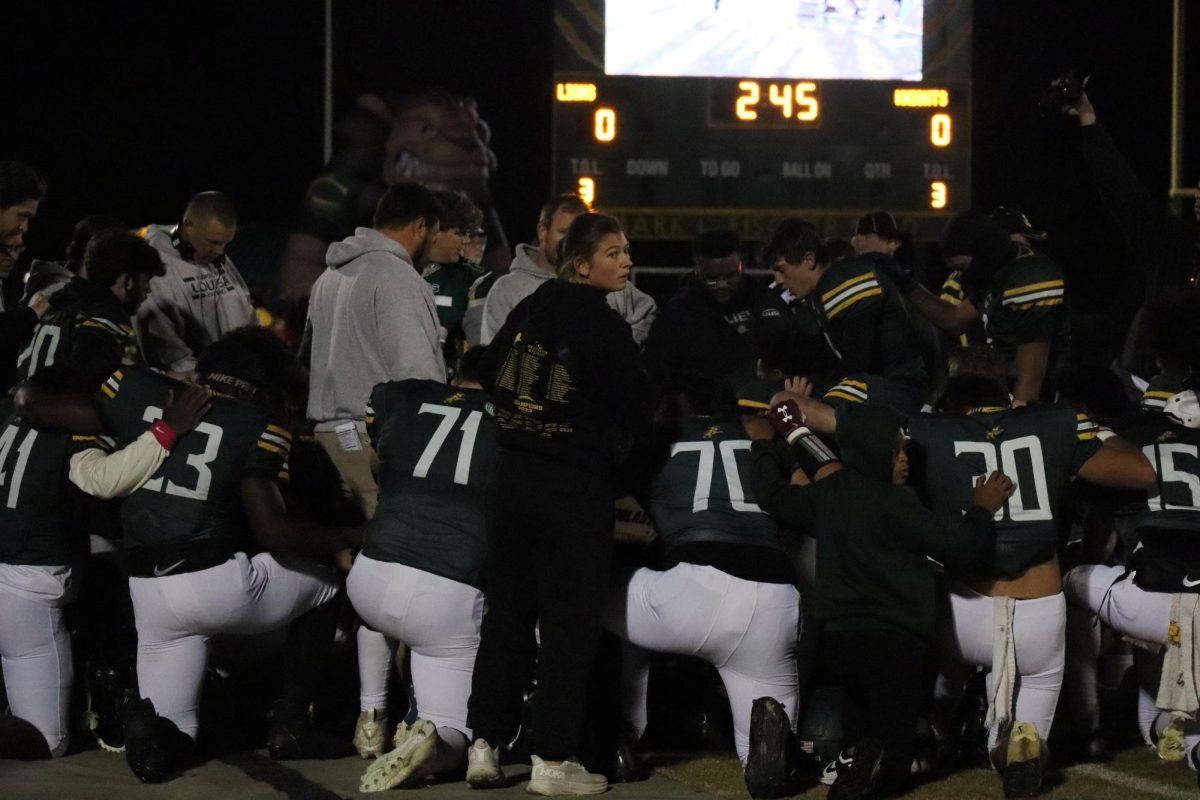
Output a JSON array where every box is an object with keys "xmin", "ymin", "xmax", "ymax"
[
  {"xmin": 612, "ymin": 283, "xmax": 658, "ymax": 347},
  {"xmin": 70, "ymin": 317, "xmax": 131, "ymax": 387},
  {"xmin": 374, "ymin": 278, "xmax": 446, "ymax": 382},
  {"xmin": 69, "ymin": 430, "xmax": 167, "ymax": 498},
  {"xmin": 749, "ymin": 438, "xmax": 822, "ymax": 530},
  {"xmin": 887, "ymin": 488, "xmax": 996, "ymax": 568},
  {"xmin": 1068, "ymin": 410, "xmax": 1104, "ymax": 475},
  {"xmin": 819, "ymin": 267, "xmax": 884, "ymax": 373},
  {"xmin": 480, "ymin": 285, "xmax": 513, "ymax": 346},
  {"xmin": 245, "ymin": 422, "xmax": 294, "ymax": 483},
  {"xmin": 998, "ymin": 274, "xmax": 1066, "ymax": 345},
  {"xmin": 137, "ymin": 278, "xmax": 197, "ymax": 373},
  {"xmin": 587, "ymin": 314, "xmax": 656, "ymax": 442},
  {"xmin": 639, "ymin": 312, "xmax": 676, "ymax": 388},
  {"xmin": 1079, "ymin": 123, "xmax": 1180, "ymax": 256}
]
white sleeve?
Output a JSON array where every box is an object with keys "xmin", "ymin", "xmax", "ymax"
[{"xmin": 69, "ymin": 431, "xmax": 168, "ymax": 499}]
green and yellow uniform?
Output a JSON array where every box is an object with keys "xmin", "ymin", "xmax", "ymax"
[
  {"xmin": 815, "ymin": 254, "xmax": 927, "ymax": 400},
  {"xmin": 96, "ymin": 367, "xmax": 292, "ymax": 575},
  {"xmin": 971, "ymin": 248, "xmax": 1069, "ymax": 366},
  {"xmin": 907, "ymin": 405, "xmax": 1100, "ymax": 578},
  {"xmin": 0, "ymin": 402, "xmax": 114, "ymax": 567},
  {"xmin": 364, "ymin": 379, "xmax": 498, "ymax": 588},
  {"xmin": 423, "ymin": 258, "xmax": 486, "ymax": 367}
]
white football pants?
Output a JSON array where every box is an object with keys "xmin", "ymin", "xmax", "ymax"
[
  {"xmin": 0, "ymin": 565, "xmax": 75, "ymax": 757},
  {"xmin": 128, "ymin": 552, "xmax": 340, "ymax": 739},
  {"xmin": 605, "ymin": 563, "xmax": 800, "ymax": 764},
  {"xmin": 347, "ymin": 554, "xmax": 482, "ymax": 760},
  {"xmin": 939, "ymin": 584, "xmax": 1065, "ymax": 747}
]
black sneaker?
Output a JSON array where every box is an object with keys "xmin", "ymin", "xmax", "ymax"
[
  {"xmin": 828, "ymin": 738, "xmax": 883, "ymax": 800},
  {"xmin": 744, "ymin": 697, "xmax": 793, "ymax": 799},
  {"xmin": 267, "ymin": 718, "xmax": 356, "ymax": 760},
  {"xmin": 820, "ymin": 748, "xmax": 854, "ymax": 786}
]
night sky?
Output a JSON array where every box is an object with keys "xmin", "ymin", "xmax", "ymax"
[{"xmin": 4, "ymin": 0, "xmax": 1196, "ymax": 322}]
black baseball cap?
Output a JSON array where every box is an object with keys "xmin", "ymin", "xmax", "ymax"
[
  {"xmin": 989, "ymin": 206, "xmax": 1047, "ymax": 240},
  {"xmin": 853, "ymin": 210, "xmax": 901, "ymax": 241}
]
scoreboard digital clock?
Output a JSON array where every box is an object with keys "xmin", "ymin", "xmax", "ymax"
[{"xmin": 552, "ymin": 0, "xmax": 974, "ymax": 242}]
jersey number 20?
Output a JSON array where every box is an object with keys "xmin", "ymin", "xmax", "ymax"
[{"xmin": 954, "ymin": 435, "xmax": 1051, "ymax": 522}]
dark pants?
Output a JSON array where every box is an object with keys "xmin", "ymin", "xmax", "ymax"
[
  {"xmin": 467, "ymin": 449, "xmax": 614, "ymax": 761},
  {"xmin": 823, "ymin": 627, "xmax": 929, "ymax": 791}
]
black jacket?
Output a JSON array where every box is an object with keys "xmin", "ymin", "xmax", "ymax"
[
  {"xmin": 641, "ymin": 274, "xmax": 760, "ymax": 400},
  {"xmin": 481, "ymin": 279, "xmax": 655, "ymax": 482},
  {"xmin": 751, "ymin": 404, "xmax": 995, "ymax": 643}
]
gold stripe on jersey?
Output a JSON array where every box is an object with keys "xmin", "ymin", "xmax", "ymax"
[
  {"xmin": 1005, "ymin": 298, "xmax": 1064, "ymax": 311},
  {"xmin": 825, "ymin": 390, "xmax": 865, "ymax": 403},
  {"xmin": 265, "ymin": 424, "xmax": 292, "ymax": 441},
  {"xmin": 737, "ymin": 398, "xmax": 770, "ymax": 410},
  {"xmin": 1003, "ymin": 279, "xmax": 1064, "ymax": 297},
  {"xmin": 257, "ymin": 441, "xmax": 287, "ymax": 457},
  {"xmin": 72, "ymin": 434, "xmax": 117, "ymax": 453},
  {"xmin": 100, "ymin": 384, "xmax": 116, "ymax": 398},
  {"xmin": 81, "ymin": 317, "xmax": 133, "ymax": 337},
  {"xmin": 820, "ymin": 272, "xmax": 875, "ymax": 302},
  {"xmin": 825, "ymin": 287, "xmax": 883, "ymax": 319},
  {"xmin": 260, "ymin": 431, "xmax": 291, "ymax": 450}
]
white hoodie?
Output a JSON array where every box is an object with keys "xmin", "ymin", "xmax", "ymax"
[
  {"xmin": 137, "ymin": 224, "xmax": 256, "ymax": 373},
  {"xmin": 306, "ymin": 227, "xmax": 446, "ymax": 424},
  {"xmin": 480, "ymin": 243, "xmax": 658, "ymax": 346}
]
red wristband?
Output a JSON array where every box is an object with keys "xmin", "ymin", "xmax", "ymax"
[{"xmin": 149, "ymin": 420, "xmax": 177, "ymax": 450}]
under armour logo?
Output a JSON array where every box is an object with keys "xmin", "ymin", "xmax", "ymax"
[{"xmin": 779, "ymin": 410, "xmax": 793, "ymax": 423}]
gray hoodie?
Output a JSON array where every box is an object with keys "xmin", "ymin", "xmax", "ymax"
[
  {"xmin": 480, "ymin": 243, "xmax": 658, "ymax": 346},
  {"xmin": 306, "ymin": 227, "xmax": 447, "ymax": 424},
  {"xmin": 137, "ymin": 224, "xmax": 257, "ymax": 373}
]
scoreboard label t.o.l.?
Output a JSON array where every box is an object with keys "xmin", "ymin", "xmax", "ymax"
[{"xmin": 552, "ymin": 0, "xmax": 973, "ymax": 241}]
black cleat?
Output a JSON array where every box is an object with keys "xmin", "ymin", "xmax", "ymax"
[
  {"xmin": 744, "ymin": 696, "xmax": 793, "ymax": 799},
  {"xmin": 828, "ymin": 738, "xmax": 883, "ymax": 800},
  {"xmin": 123, "ymin": 698, "xmax": 192, "ymax": 783},
  {"xmin": 993, "ymin": 721, "xmax": 1046, "ymax": 799},
  {"xmin": 267, "ymin": 718, "xmax": 356, "ymax": 760}
]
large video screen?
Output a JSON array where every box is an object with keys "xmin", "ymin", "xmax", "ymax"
[{"xmin": 604, "ymin": 0, "xmax": 924, "ymax": 80}]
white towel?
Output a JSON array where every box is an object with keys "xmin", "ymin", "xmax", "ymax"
[
  {"xmin": 1156, "ymin": 593, "xmax": 1200, "ymax": 716},
  {"xmin": 986, "ymin": 596, "xmax": 1018, "ymax": 730}
]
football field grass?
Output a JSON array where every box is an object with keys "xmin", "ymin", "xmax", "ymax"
[{"xmin": 652, "ymin": 743, "xmax": 1198, "ymax": 799}]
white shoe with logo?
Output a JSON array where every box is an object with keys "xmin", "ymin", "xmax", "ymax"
[
  {"xmin": 466, "ymin": 738, "xmax": 505, "ymax": 788},
  {"xmin": 526, "ymin": 756, "xmax": 608, "ymax": 796}
]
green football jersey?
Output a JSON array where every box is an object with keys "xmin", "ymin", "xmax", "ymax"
[
  {"xmin": 974, "ymin": 249, "xmax": 1069, "ymax": 364},
  {"xmin": 0, "ymin": 403, "xmax": 115, "ymax": 566},
  {"xmin": 907, "ymin": 404, "xmax": 1100, "ymax": 578},
  {"xmin": 364, "ymin": 379, "xmax": 498, "ymax": 588},
  {"xmin": 1108, "ymin": 395, "xmax": 1200, "ymax": 591},
  {"xmin": 651, "ymin": 417, "xmax": 784, "ymax": 555},
  {"xmin": 96, "ymin": 366, "xmax": 291, "ymax": 556},
  {"xmin": 815, "ymin": 255, "xmax": 927, "ymax": 388},
  {"xmin": 424, "ymin": 258, "xmax": 485, "ymax": 340}
]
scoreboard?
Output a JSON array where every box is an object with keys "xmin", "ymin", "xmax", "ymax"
[{"xmin": 552, "ymin": 0, "xmax": 974, "ymax": 242}]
